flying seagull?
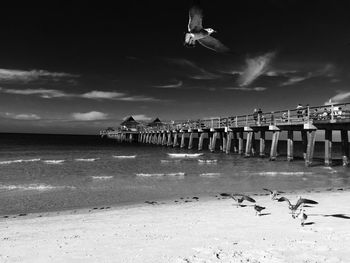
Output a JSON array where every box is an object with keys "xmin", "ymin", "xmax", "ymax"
[
  {"xmin": 220, "ymin": 193, "xmax": 256, "ymax": 206},
  {"xmin": 254, "ymin": 205, "xmax": 266, "ymax": 216},
  {"xmin": 278, "ymin": 196, "xmax": 318, "ymax": 218},
  {"xmin": 263, "ymin": 188, "xmax": 284, "ymax": 200},
  {"xmin": 184, "ymin": 0, "xmax": 230, "ymax": 53}
]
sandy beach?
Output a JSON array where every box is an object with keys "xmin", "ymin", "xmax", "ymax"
[{"xmin": 1, "ymin": 189, "xmax": 350, "ymax": 263}]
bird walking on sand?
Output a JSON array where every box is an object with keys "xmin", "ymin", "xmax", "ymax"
[
  {"xmin": 220, "ymin": 193, "xmax": 256, "ymax": 206},
  {"xmin": 263, "ymin": 188, "xmax": 284, "ymax": 200},
  {"xmin": 278, "ymin": 196, "xmax": 318, "ymax": 218},
  {"xmin": 254, "ymin": 205, "xmax": 266, "ymax": 216},
  {"xmin": 297, "ymin": 210, "xmax": 308, "ymax": 226},
  {"xmin": 185, "ymin": 0, "xmax": 230, "ymax": 53}
]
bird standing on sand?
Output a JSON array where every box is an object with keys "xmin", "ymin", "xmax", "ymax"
[
  {"xmin": 185, "ymin": 0, "xmax": 230, "ymax": 53},
  {"xmin": 278, "ymin": 196, "xmax": 318, "ymax": 218},
  {"xmin": 263, "ymin": 188, "xmax": 284, "ymax": 200},
  {"xmin": 220, "ymin": 193, "xmax": 256, "ymax": 206},
  {"xmin": 254, "ymin": 205, "xmax": 266, "ymax": 216},
  {"xmin": 297, "ymin": 210, "xmax": 308, "ymax": 226}
]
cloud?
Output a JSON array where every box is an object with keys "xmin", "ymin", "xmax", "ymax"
[
  {"xmin": 0, "ymin": 68, "xmax": 79, "ymax": 82},
  {"xmin": 325, "ymin": 91, "xmax": 350, "ymax": 105},
  {"xmin": 267, "ymin": 63, "xmax": 337, "ymax": 87},
  {"xmin": 3, "ymin": 112, "xmax": 41, "ymax": 120},
  {"xmin": 72, "ymin": 111, "xmax": 108, "ymax": 121},
  {"xmin": 280, "ymin": 75, "xmax": 312, "ymax": 86},
  {"xmin": 0, "ymin": 88, "xmax": 67, "ymax": 98},
  {"xmin": 0, "ymin": 87, "xmax": 159, "ymax": 102},
  {"xmin": 225, "ymin": 87, "xmax": 267, "ymax": 91},
  {"xmin": 166, "ymin": 58, "xmax": 221, "ymax": 80},
  {"xmin": 81, "ymin": 91, "xmax": 125, "ymax": 99},
  {"xmin": 238, "ymin": 52, "xmax": 276, "ymax": 86},
  {"xmin": 153, "ymin": 80, "xmax": 183, "ymax": 89},
  {"xmin": 118, "ymin": 96, "xmax": 159, "ymax": 102}
]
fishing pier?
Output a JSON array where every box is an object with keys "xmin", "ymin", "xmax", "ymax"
[{"xmin": 100, "ymin": 103, "xmax": 350, "ymax": 167}]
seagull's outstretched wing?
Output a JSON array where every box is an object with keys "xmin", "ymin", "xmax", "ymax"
[
  {"xmin": 241, "ymin": 195, "xmax": 256, "ymax": 203},
  {"xmin": 295, "ymin": 198, "xmax": 318, "ymax": 210},
  {"xmin": 188, "ymin": 3, "xmax": 203, "ymax": 32},
  {"xmin": 198, "ymin": 36, "xmax": 230, "ymax": 53},
  {"xmin": 263, "ymin": 188, "xmax": 273, "ymax": 194},
  {"xmin": 278, "ymin": 197, "xmax": 291, "ymax": 206}
]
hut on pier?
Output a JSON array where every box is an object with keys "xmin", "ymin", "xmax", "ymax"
[{"xmin": 120, "ymin": 116, "xmax": 140, "ymax": 131}]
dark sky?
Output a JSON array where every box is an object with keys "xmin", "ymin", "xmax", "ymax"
[{"xmin": 0, "ymin": 1, "xmax": 350, "ymax": 134}]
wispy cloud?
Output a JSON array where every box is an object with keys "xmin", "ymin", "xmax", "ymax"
[
  {"xmin": 238, "ymin": 52, "xmax": 276, "ymax": 86},
  {"xmin": 0, "ymin": 88, "xmax": 66, "ymax": 98},
  {"xmin": 0, "ymin": 68, "xmax": 79, "ymax": 82},
  {"xmin": 225, "ymin": 87, "xmax": 267, "ymax": 91},
  {"xmin": 267, "ymin": 63, "xmax": 337, "ymax": 86},
  {"xmin": 166, "ymin": 58, "xmax": 221, "ymax": 80},
  {"xmin": 153, "ymin": 80, "xmax": 183, "ymax": 89},
  {"xmin": 81, "ymin": 91, "xmax": 125, "ymax": 99},
  {"xmin": 325, "ymin": 91, "xmax": 350, "ymax": 105},
  {"xmin": 2, "ymin": 112, "xmax": 41, "ymax": 120},
  {"xmin": 280, "ymin": 75, "xmax": 312, "ymax": 86},
  {"xmin": 0, "ymin": 87, "xmax": 159, "ymax": 102},
  {"xmin": 72, "ymin": 111, "xmax": 108, "ymax": 121}
]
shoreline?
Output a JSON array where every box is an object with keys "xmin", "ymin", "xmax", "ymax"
[{"xmin": 1, "ymin": 186, "xmax": 349, "ymax": 220}]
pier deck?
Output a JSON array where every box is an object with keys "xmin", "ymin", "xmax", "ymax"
[{"xmin": 100, "ymin": 102, "xmax": 350, "ymax": 167}]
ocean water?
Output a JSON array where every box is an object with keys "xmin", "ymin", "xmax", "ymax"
[{"xmin": 0, "ymin": 133, "xmax": 349, "ymax": 216}]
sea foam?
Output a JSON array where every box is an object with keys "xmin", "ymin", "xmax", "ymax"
[
  {"xmin": 91, "ymin": 176, "xmax": 113, "ymax": 180},
  {"xmin": 43, "ymin": 160, "xmax": 65, "ymax": 164},
  {"xmin": 0, "ymin": 158, "xmax": 41, "ymax": 165},
  {"xmin": 136, "ymin": 172, "xmax": 185, "ymax": 177},
  {"xmin": 113, "ymin": 155, "xmax": 136, "ymax": 159},
  {"xmin": 198, "ymin": 159, "xmax": 217, "ymax": 164},
  {"xmin": 75, "ymin": 158, "xmax": 99, "ymax": 162},
  {"xmin": 199, "ymin": 172, "xmax": 221, "ymax": 177},
  {"xmin": 0, "ymin": 183, "xmax": 75, "ymax": 191},
  {"xmin": 167, "ymin": 153, "xmax": 203, "ymax": 158},
  {"xmin": 255, "ymin": 171, "xmax": 313, "ymax": 176}
]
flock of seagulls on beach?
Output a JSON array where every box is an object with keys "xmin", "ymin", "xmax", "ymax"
[{"xmin": 220, "ymin": 189, "xmax": 319, "ymax": 227}]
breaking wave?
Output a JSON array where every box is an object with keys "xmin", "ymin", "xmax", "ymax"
[
  {"xmin": 113, "ymin": 155, "xmax": 137, "ymax": 159},
  {"xmin": 43, "ymin": 160, "xmax": 65, "ymax": 164},
  {"xmin": 0, "ymin": 183, "xmax": 76, "ymax": 191},
  {"xmin": 254, "ymin": 172, "xmax": 313, "ymax": 176},
  {"xmin": 136, "ymin": 172, "xmax": 185, "ymax": 177},
  {"xmin": 91, "ymin": 176, "xmax": 113, "ymax": 180},
  {"xmin": 75, "ymin": 158, "xmax": 99, "ymax": 162},
  {"xmin": 167, "ymin": 153, "xmax": 203, "ymax": 158},
  {"xmin": 199, "ymin": 173, "xmax": 221, "ymax": 177},
  {"xmin": 160, "ymin": 159, "xmax": 181, "ymax": 163},
  {"xmin": 0, "ymin": 158, "xmax": 41, "ymax": 165},
  {"xmin": 198, "ymin": 159, "xmax": 217, "ymax": 164}
]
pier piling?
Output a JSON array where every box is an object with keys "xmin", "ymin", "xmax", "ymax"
[
  {"xmin": 324, "ymin": 130, "xmax": 332, "ymax": 166},
  {"xmin": 341, "ymin": 130, "xmax": 349, "ymax": 166}
]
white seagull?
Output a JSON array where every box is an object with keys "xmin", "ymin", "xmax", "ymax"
[
  {"xmin": 278, "ymin": 196, "xmax": 318, "ymax": 218},
  {"xmin": 220, "ymin": 193, "xmax": 256, "ymax": 206},
  {"xmin": 297, "ymin": 210, "xmax": 308, "ymax": 226},
  {"xmin": 185, "ymin": 0, "xmax": 230, "ymax": 53},
  {"xmin": 263, "ymin": 188, "xmax": 284, "ymax": 200}
]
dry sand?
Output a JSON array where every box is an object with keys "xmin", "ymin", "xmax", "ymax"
[{"xmin": 1, "ymin": 189, "xmax": 350, "ymax": 262}]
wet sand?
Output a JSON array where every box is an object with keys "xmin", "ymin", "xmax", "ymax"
[{"xmin": 1, "ymin": 189, "xmax": 350, "ymax": 262}]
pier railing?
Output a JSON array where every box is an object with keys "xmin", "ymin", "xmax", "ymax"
[{"xmin": 101, "ymin": 102, "xmax": 350, "ymax": 134}]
